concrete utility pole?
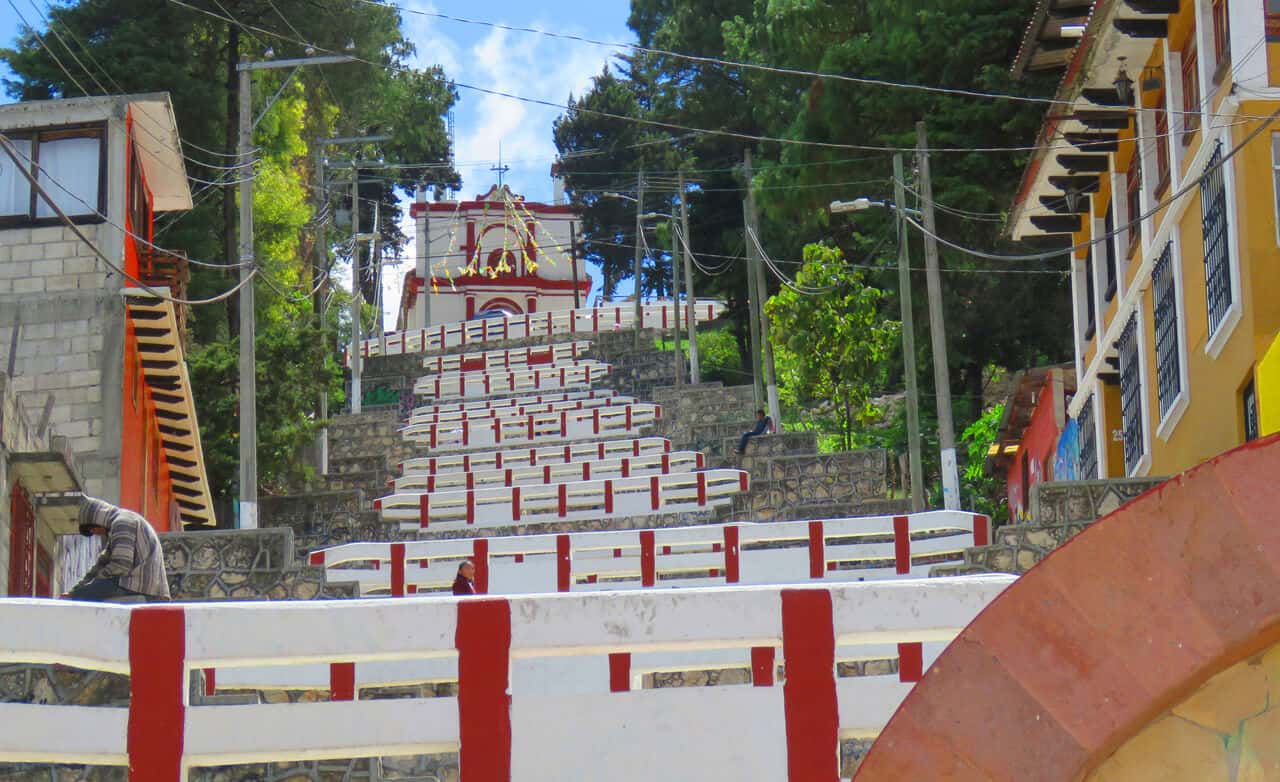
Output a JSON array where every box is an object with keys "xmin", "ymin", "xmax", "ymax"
[
  {"xmin": 741, "ymin": 198, "xmax": 763, "ymax": 409},
  {"xmin": 350, "ymin": 164, "xmax": 363, "ymax": 415},
  {"xmin": 743, "ymin": 150, "xmax": 781, "ymax": 426},
  {"xmin": 893, "ymin": 154, "xmax": 926, "ymax": 512},
  {"xmin": 632, "ymin": 171, "xmax": 645, "ymax": 349},
  {"xmin": 678, "ymin": 172, "xmax": 699, "ymax": 384},
  {"xmin": 237, "ymin": 53, "xmax": 356, "ymax": 529},
  {"xmin": 569, "ymin": 221, "xmax": 581, "ymax": 309},
  {"xmin": 916, "ymin": 122, "xmax": 961, "ymax": 510},
  {"xmin": 237, "ymin": 65, "xmax": 257, "ymax": 529},
  {"xmin": 313, "ymin": 146, "xmax": 329, "ymax": 476},
  {"xmin": 669, "ymin": 212, "xmax": 684, "ymax": 385}
]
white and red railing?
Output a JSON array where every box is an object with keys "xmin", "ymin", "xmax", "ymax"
[
  {"xmin": 0, "ymin": 576, "xmax": 1014, "ymax": 779},
  {"xmin": 408, "ymin": 388, "xmax": 622, "ymax": 421},
  {"xmin": 411, "ymin": 361, "xmax": 612, "ymax": 400},
  {"xmin": 348, "ymin": 299, "xmax": 725, "ymax": 363},
  {"xmin": 375, "ymin": 469, "xmax": 749, "ymax": 530},
  {"xmin": 408, "ymin": 392, "xmax": 636, "ymax": 427},
  {"xmin": 391, "ymin": 450, "xmax": 706, "ymax": 492},
  {"xmin": 400, "ymin": 436, "xmax": 672, "ymax": 476},
  {"xmin": 399, "ymin": 403, "xmax": 661, "ymax": 450},
  {"xmin": 421, "ymin": 340, "xmax": 592, "ymax": 374},
  {"xmin": 314, "ymin": 511, "xmax": 990, "ymax": 596}
]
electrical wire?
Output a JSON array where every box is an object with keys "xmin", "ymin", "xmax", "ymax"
[
  {"xmin": 0, "ymin": 133, "xmax": 258, "ymax": 305},
  {"xmin": 161, "ymin": 0, "xmax": 1236, "ymax": 156},
  {"xmin": 349, "ymin": 0, "xmax": 1262, "ymax": 125},
  {"xmin": 900, "ymin": 103, "xmax": 1280, "ymax": 263}
]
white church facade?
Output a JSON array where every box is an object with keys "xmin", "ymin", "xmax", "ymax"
[{"xmin": 398, "ymin": 184, "xmax": 588, "ymax": 330}]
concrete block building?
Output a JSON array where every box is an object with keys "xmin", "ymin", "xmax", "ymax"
[{"xmin": 0, "ymin": 93, "xmax": 215, "ymax": 531}]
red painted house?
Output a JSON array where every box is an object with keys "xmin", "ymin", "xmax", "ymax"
[{"xmin": 988, "ymin": 366, "xmax": 1077, "ymax": 521}]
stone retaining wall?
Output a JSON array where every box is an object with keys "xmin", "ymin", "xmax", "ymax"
[
  {"xmin": 728, "ymin": 449, "xmax": 892, "ymax": 521},
  {"xmin": 162, "ymin": 528, "xmax": 354, "ymax": 601}
]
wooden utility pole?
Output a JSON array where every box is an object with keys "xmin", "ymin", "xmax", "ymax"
[
  {"xmin": 669, "ymin": 211, "xmax": 684, "ymax": 385},
  {"xmin": 893, "ymin": 154, "xmax": 925, "ymax": 512},
  {"xmin": 349, "ymin": 163, "xmax": 363, "ymax": 415},
  {"xmin": 236, "ymin": 63, "xmax": 257, "ymax": 529},
  {"xmin": 916, "ymin": 122, "xmax": 960, "ymax": 510}
]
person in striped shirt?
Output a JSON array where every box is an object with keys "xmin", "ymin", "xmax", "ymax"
[{"xmin": 64, "ymin": 497, "xmax": 171, "ymax": 602}]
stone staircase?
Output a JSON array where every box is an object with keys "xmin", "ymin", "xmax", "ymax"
[{"xmin": 929, "ymin": 476, "xmax": 1167, "ymax": 577}]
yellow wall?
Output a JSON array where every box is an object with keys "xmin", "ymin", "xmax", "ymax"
[
  {"xmin": 1261, "ymin": 334, "xmax": 1280, "ymax": 436},
  {"xmin": 1270, "ymin": 41, "xmax": 1280, "ymax": 87},
  {"xmin": 1101, "ymin": 382, "xmax": 1125, "ymax": 478}
]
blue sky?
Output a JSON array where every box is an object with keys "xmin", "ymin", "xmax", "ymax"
[{"xmin": 0, "ymin": 0, "xmax": 634, "ymax": 319}]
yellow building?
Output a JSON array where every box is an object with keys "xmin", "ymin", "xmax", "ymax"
[{"xmin": 1009, "ymin": 0, "xmax": 1280, "ymax": 478}]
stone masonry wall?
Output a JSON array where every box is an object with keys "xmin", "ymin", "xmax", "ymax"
[
  {"xmin": 161, "ymin": 528, "xmax": 355, "ymax": 600},
  {"xmin": 0, "ymin": 223, "xmax": 124, "ymax": 502}
]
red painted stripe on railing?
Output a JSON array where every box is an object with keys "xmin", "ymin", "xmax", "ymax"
[
  {"xmin": 593, "ymin": 409, "xmax": 600, "ymax": 435},
  {"xmin": 202, "ymin": 667, "xmax": 216, "ymax": 697},
  {"xmin": 609, "ymin": 653, "xmax": 631, "ymax": 692},
  {"xmin": 463, "ymin": 454, "xmax": 471, "ymax": 472},
  {"xmin": 429, "ymin": 457, "xmax": 437, "ymax": 473},
  {"xmin": 430, "ymin": 426, "xmax": 438, "ymax": 450},
  {"xmin": 556, "ymin": 535, "xmax": 571, "ymax": 592},
  {"xmin": 462, "ymin": 423, "xmax": 469, "ymax": 447},
  {"xmin": 613, "ymin": 548, "xmax": 622, "ymax": 558},
  {"xmin": 893, "ymin": 515, "xmax": 910, "ymax": 575},
  {"xmin": 560, "ymin": 411, "xmax": 568, "ymax": 438},
  {"xmin": 391, "ymin": 542, "xmax": 406, "ymax": 597},
  {"xmin": 781, "ymin": 589, "xmax": 839, "ymax": 782},
  {"xmin": 625, "ymin": 406, "xmax": 633, "ymax": 430},
  {"xmin": 309, "ymin": 551, "xmax": 324, "ymax": 566},
  {"xmin": 661, "ymin": 453, "xmax": 670, "ymax": 473},
  {"xmin": 428, "ymin": 475, "xmax": 436, "ymax": 493},
  {"xmin": 751, "ymin": 647, "xmax": 775, "ymax": 686},
  {"xmin": 697, "ymin": 472, "xmax": 708, "ymax": 506},
  {"xmin": 330, "ymin": 662, "xmax": 356, "ymax": 701},
  {"xmin": 456, "ymin": 599, "xmax": 512, "ymax": 780},
  {"xmin": 512, "ymin": 487, "xmax": 521, "ymax": 522},
  {"xmin": 598, "ymin": 442, "xmax": 606, "ymax": 459},
  {"xmin": 419, "ymin": 494, "xmax": 430, "ymax": 529},
  {"xmin": 696, "ymin": 452, "xmax": 705, "ymax": 469},
  {"xmin": 544, "ymin": 465, "xmax": 552, "ymax": 484},
  {"xmin": 898, "ymin": 642, "xmax": 924, "ymax": 683},
  {"xmin": 558, "ymin": 483, "xmax": 568, "ymax": 516},
  {"xmin": 473, "ymin": 539, "xmax": 490, "ymax": 594},
  {"xmin": 493, "ymin": 419, "xmax": 502, "ymax": 445},
  {"xmin": 494, "ymin": 452, "xmax": 503, "ymax": 470},
  {"xmin": 604, "ymin": 480, "xmax": 614, "ymax": 514},
  {"xmin": 974, "ymin": 513, "xmax": 990, "ymax": 546},
  {"xmin": 621, "ymin": 458, "xmax": 630, "ymax": 478},
  {"xmin": 128, "ymin": 606, "xmax": 185, "ymax": 781},
  {"xmin": 662, "ymin": 545, "xmax": 672, "ymax": 556},
  {"xmin": 739, "ymin": 472, "xmax": 749, "ymax": 492},
  {"xmin": 635, "ymin": 439, "xmax": 643, "ymax": 456},
  {"xmin": 586, "ymin": 574, "xmax": 598, "ymax": 584},
  {"xmin": 527, "ymin": 415, "xmax": 535, "ymax": 441},
  {"xmin": 724, "ymin": 526, "xmax": 740, "ymax": 583},
  {"xmin": 808, "ymin": 521, "xmax": 824, "ymax": 579},
  {"xmin": 640, "ymin": 530, "xmax": 656, "ymax": 587},
  {"xmin": 582, "ymin": 462, "xmax": 590, "ymax": 480},
  {"xmin": 466, "ymin": 490, "xmax": 476, "ymax": 525}
]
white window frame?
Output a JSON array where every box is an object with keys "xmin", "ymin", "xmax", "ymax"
[
  {"xmin": 1109, "ymin": 171, "xmax": 1132, "ymax": 295},
  {"xmin": 1154, "ymin": 236, "xmax": 1191, "ymax": 441},
  {"xmin": 1204, "ymin": 128, "xmax": 1244, "ymax": 359},
  {"xmin": 1090, "ymin": 215, "xmax": 1108, "ymax": 326},
  {"xmin": 1118, "ymin": 303, "xmax": 1153, "ymax": 478},
  {"xmin": 1163, "ymin": 46, "xmax": 1187, "ymax": 189}
]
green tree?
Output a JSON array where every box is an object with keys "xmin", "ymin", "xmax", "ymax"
[
  {"xmin": 766, "ymin": 243, "xmax": 900, "ymax": 451},
  {"xmin": 960, "ymin": 403, "xmax": 1008, "ymax": 524}
]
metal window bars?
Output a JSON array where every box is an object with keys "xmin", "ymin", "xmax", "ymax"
[
  {"xmin": 1077, "ymin": 394, "xmax": 1098, "ymax": 481},
  {"xmin": 1118, "ymin": 313, "xmax": 1145, "ymax": 474},
  {"xmin": 1201, "ymin": 142, "xmax": 1233, "ymax": 334},
  {"xmin": 1152, "ymin": 242, "xmax": 1181, "ymax": 417}
]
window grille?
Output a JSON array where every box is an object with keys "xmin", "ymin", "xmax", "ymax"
[
  {"xmin": 1103, "ymin": 207, "xmax": 1117, "ymax": 300},
  {"xmin": 1118, "ymin": 313, "xmax": 1145, "ymax": 474},
  {"xmin": 1201, "ymin": 142, "xmax": 1232, "ymax": 334},
  {"xmin": 1244, "ymin": 379, "xmax": 1259, "ymax": 442},
  {"xmin": 1152, "ymin": 242, "xmax": 1181, "ymax": 416},
  {"xmin": 1077, "ymin": 395, "xmax": 1098, "ymax": 480},
  {"xmin": 1084, "ymin": 246, "xmax": 1096, "ymax": 340}
]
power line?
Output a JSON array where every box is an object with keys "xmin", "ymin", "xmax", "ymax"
[
  {"xmin": 161, "ymin": 0, "xmax": 1238, "ymax": 156},
  {"xmin": 901, "ymin": 103, "xmax": 1280, "ymax": 263},
  {"xmin": 0, "ymin": 132, "xmax": 258, "ymax": 305}
]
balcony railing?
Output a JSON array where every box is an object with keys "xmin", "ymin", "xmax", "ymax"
[{"xmin": 136, "ymin": 244, "xmax": 191, "ymax": 341}]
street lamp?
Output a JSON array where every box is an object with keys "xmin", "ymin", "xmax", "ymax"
[
  {"xmin": 237, "ymin": 52, "xmax": 355, "ymax": 529},
  {"xmin": 832, "ymin": 161, "xmax": 928, "ymax": 512}
]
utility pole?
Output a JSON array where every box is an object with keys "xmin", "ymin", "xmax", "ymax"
[
  {"xmin": 744, "ymin": 150, "xmax": 781, "ymax": 426},
  {"xmin": 678, "ymin": 172, "xmax": 699, "ymax": 384},
  {"xmin": 916, "ymin": 122, "xmax": 960, "ymax": 510},
  {"xmin": 893, "ymin": 154, "xmax": 925, "ymax": 512},
  {"xmin": 314, "ymin": 146, "xmax": 328, "ymax": 476},
  {"xmin": 350, "ymin": 163, "xmax": 363, "ymax": 415},
  {"xmin": 569, "ymin": 221, "xmax": 581, "ymax": 309},
  {"xmin": 669, "ymin": 212, "xmax": 684, "ymax": 385},
  {"xmin": 237, "ymin": 63, "xmax": 257, "ymax": 529},
  {"xmin": 741, "ymin": 195, "xmax": 763, "ymax": 409},
  {"xmin": 632, "ymin": 170, "xmax": 645, "ymax": 349},
  {"xmin": 236, "ymin": 54, "xmax": 356, "ymax": 529}
]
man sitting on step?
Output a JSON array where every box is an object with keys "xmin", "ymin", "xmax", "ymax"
[
  {"xmin": 64, "ymin": 497, "xmax": 171, "ymax": 603},
  {"xmin": 735, "ymin": 409, "xmax": 773, "ymax": 455}
]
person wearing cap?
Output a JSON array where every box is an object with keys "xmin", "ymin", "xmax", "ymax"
[{"xmin": 64, "ymin": 496, "xmax": 171, "ymax": 602}]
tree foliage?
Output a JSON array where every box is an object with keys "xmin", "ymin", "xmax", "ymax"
[
  {"xmin": 767, "ymin": 243, "xmax": 899, "ymax": 451},
  {"xmin": 2, "ymin": 0, "xmax": 458, "ymax": 504}
]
